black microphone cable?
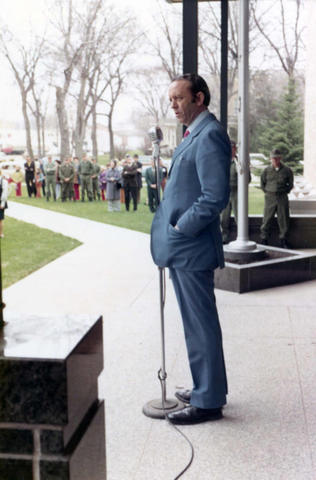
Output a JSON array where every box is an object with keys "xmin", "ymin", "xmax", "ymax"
[{"xmin": 158, "ymin": 268, "xmax": 195, "ymax": 480}]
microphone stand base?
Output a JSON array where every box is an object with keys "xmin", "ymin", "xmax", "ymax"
[{"xmin": 142, "ymin": 398, "xmax": 185, "ymax": 419}]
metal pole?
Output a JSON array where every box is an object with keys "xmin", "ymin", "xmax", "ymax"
[
  {"xmin": 0, "ymin": 239, "xmax": 4, "ymax": 327},
  {"xmin": 183, "ymin": 0, "xmax": 198, "ymax": 74},
  {"xmin": 226, "ymin": 0, "xmax": 256, "ymax": 253},
  {"xmin": 220, "ymin": 0, "xmax": 228, "ymax": 130},
  {"xmin": 158, "ymin": 266, "xmax": 167, "ymax": 402}
]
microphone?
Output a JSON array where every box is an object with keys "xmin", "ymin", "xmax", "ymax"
[{"xmin": 148, "ymin": 126, "xmax": 163, "ymax": 147}]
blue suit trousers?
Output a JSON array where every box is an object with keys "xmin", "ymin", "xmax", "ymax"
[{"xmin": 169, "ymin": 268, "xmax": 228, "ymax": 409}]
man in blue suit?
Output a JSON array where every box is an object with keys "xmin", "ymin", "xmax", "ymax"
[{"xmin": 151, "ymin": 74, "xmax": 231, "ymax": 425}]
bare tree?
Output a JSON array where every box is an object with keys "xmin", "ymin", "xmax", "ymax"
[
  {"xmin": 71, "ymin": 0, "xmax": 105, "ymax": 158},
  {"xmin": 73, "ymin": 5, "xmax": 132, "ymax": 159},
  {"xmin": 51, "ymin": 0, "xmax": 140, "ymax": 160},
  {"xmin": 50, "ymin": 0, "xmax": 86, "ymax": 160},
  {"xmin": 0, "ymin": 28, "xmax": 45, "ymax": 159},
  {"xmin": 199, "ymin": 1, "xmax": 263, "ymax": 115},
  {"xmin": 148, "ymin": 5, "xmax": 182, "ymax": 81},
  {"xmin": 134, "ymin": 67, "xmax": 170, "ymax": 124},
  {"xmin": 27, "ymin": 78, "xmax": 51, "ymax": 157},
  {"xmin": 91, "ymin": 16, "xmax": 141, "ymax": 159},
  {"xmin": 251, "ymin": 0, "xmax": 305, "ymax": 80}
]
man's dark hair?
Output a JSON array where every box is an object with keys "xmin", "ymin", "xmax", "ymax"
[{"xmin": 172, "ymin": 73, "xmax": 211, "ymax": 107}]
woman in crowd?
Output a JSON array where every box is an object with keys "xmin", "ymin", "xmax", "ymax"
[
  {"xmin": 99, "ymin": 166, "xmax": 107, "ymax": 201},
  {"xmin": 35, "ymin": 167, "xmax": 44, "ymax": 198},
  {"xmin": 105, "ymin": 160, "xmax": 121, "ymax": 212},
  {"xmin": 10, "ymin": 165, "xmax": 24, "ymax": 197},
  {"xmin": 0, "ymin": 169, "xmax": 9, "ymax": 238}
]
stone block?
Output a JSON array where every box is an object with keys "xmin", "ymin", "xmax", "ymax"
[
  {"xmin": 0, "ymin": 314, "xmax": 106, "ymax": 479},
  {"xmin": 215, "ymin": 246, "xmax": 316, "ymax": 293}
]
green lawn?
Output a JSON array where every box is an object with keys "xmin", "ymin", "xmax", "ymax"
[
  {"xmin": 1, "ymin": 217, "xmax": 81, "ymax": 288},
  {"xmin": 10, "ymin": 185, "xmax": 265, "ymax": 236},
  {"xmin": 249, "ymin": 186, "xmax": 264, "ymax": 214},
  {"xmin": 4, "ymin": 184, "xmax": 264, "ymax": 288},
  {"xmin": 10, "ymin": 187, "xmax": 155, "ymax": 234}
]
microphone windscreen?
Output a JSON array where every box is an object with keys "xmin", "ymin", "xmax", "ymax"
[{"xmin": 148, "ymin": 126, "xmax": 163, "ymax": 143}]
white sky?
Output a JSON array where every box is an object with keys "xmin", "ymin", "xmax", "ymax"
[
  {"xmin": 0, "ymin": 0, "xmax": 161, "ymax": 126},
  {"xmin": 0, "ymin": 0, "xmax": 311, "ymax": 129}
]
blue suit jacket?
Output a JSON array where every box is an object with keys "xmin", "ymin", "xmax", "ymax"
[{"xmin": 151, "ymin": 112, "xmax": 231, "ymax": 271}]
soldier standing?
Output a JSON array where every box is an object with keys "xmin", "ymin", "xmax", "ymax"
[
  {"xmin": 59, "ymin": 156, "xmax": 75, "ymax": 202},
  {"xmin": 45, "ymin": 156, "xmax": 56, "ymax": 201},
  {"xmin": 145, "ymin": 158, "xmax": 163, "ymax": 213},
  {"xmin": 260, "ymin": 149, "xmax": 294, "ymax": 248},
  {"xmin": 91, "ymin": 158, "xmax": 101, "ymax": 200},
  {"xmin": 78, "ymin": 155, "xmax": 93, "ymax": 202}
]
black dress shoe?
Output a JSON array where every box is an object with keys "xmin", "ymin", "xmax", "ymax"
[
  {"xmin": 167, "ymin": 405, "xmax": 223, "ymax": 425},
  {"xmin": 175, "ymin": 389, "xmax": 192, "ymax": 404}
]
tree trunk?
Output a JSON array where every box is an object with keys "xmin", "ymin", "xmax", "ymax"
[
  {"xmin": 91, "ymin": 104, "xmax": 98, "ymax": 160},
  {"xmin": 21, "ymin": 91, "xmax": 34, "ymax": 160},
  {"xmin": 41, "ymin": 115, "xmax": 46, "ymax": 156},
  {"xmin": 108, "ymin": 109, "xmax": 114, "ymax": 159},
  {"xmin": 56, "ymin": 86, "xmax": 70, "ymax": 161},
  {"xmin": 35, "ymin": 113, "xmax": 42, "ymax": 157},
  {"xmin": 73, "ymin": 76, "xmax": 88, "ymax": 159}
]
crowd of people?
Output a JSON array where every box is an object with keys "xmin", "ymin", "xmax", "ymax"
[
  {"xmin": 7, "ymin": 153, "xmax": 167, "ymax": 213},
  {"xmin": 2, "ymin": 143, "xmax": 293, "ymax": 247}
]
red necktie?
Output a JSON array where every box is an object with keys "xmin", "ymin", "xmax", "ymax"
[{"xmin": 183, "ymin": 129, "xmax": 190, "ymax": 138}]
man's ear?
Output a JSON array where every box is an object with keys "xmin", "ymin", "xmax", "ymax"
[{"xmin": 195, "ymin": 91, "xmax": 205, "ymax": 106}]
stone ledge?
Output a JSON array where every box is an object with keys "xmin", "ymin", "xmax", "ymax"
[
  {"xmin": 215, "ymin": 246, "xmax": 316, "ymax": 293},
  {"xmin": 225, "ymin": 214, "xmax": 316, "ymax": 248}
]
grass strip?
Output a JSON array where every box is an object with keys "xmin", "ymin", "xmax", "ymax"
[{"xmin": 1, "ymin": 217, "xmax": 81, "ymax": 288}]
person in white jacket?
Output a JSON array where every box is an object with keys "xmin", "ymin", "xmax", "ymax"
[{"xmin": 0, "ymin": 170, "xmax": 9, "ymax": 238}]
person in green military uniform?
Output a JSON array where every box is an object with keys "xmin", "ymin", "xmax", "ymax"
[
  {"xmin": 59, "ymin": 156, "xmax": 75, "ymax": 202},
  {"xmin": 44, "ymin": 156, "xmax": 57, "ymax": 201},
  {"xmin": 145, "ymin": 158, "xmax": 163, "ymax": 213},
  {"xmin": 260, "ymin": 148, "xmax": 294, "ymax": 248},
  {"xmin": 91, "ymin": 158, "xmax": 101, "ymax": 200},
  {"xmin": 78, "ymin": 154, "xmax": 93, "ymax": 202},
  {"xmin": 220, "ymin": 141, "xmax": 251, "ymax": 244}
]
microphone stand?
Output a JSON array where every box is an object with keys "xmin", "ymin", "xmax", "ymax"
[
  {"xmin": 142, "ymin": 138, "xmax": 183, "ymax": 419},
  {"xmin": 0, "ymin": 239, "xmax": 5, "ymax": 328}
]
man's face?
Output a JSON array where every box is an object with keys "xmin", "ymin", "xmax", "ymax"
[
  {"xmin": 168, "ymin": 80, "xmax": 203, "ymax": 126},
  {"xmin": 271, "ymin": 156, "xmax": 281, "ymax": 168}
]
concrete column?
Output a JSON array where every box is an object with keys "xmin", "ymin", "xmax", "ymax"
[{"xmin": 304, "ymin": 2, "xmax": 316, "ymax": 187}]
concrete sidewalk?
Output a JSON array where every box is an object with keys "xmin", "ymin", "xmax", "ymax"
[{"xmin": 4, "ymin": 202, "xmax": 316, "ymax": 480}]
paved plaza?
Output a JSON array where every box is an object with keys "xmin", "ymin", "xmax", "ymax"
[{"xmin": 4, "ymin": 201, "xmax": 316, "ymax": 480}]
